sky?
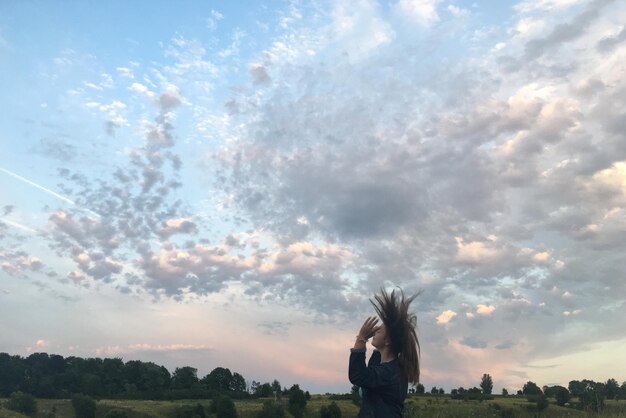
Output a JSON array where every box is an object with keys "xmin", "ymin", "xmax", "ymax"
[{"xmin": 1, "ymin": 0, "xmax": 625, "ymax": 394}]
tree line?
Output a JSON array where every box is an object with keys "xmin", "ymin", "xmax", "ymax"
[
  {"xmin": 0, "ymin": 352, "xmax": 307, "ymax": 401},
  {"xmin": 419, "ymin": 373, "xmax": 626, "ymax": 413}
]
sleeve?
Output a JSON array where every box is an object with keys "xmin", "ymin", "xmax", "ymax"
[{"xmin": 349, "ymin": 349, "xmax": 396, "ymax": 388}]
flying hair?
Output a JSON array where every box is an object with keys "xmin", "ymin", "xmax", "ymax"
[{"xmin": 370, "ymin": 287, "xmax": 421, "ymax": 385}]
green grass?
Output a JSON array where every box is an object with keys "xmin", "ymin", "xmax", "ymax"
[{"xmin": 1, "ymin": 396, "xmax": 625, "ymax": 418}]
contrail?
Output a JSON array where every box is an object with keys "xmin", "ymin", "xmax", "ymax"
[
  {"xmin": 0, "ymin": 167, "xmax": 101, "ymax": 218},
  {"xmin": 1, "ymin": 167, "xmax": 76, "ymax": 205},
  {"xmin": 0, "ymin": 217, "xmax": 38, "ymax": 234}
]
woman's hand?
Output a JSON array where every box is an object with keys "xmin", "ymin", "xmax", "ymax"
[{"xmin": 358, "ymin": 316, "xmax": 380, "ymax": 340}]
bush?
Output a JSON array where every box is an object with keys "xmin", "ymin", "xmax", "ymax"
[
  {"xmin": 536, "ymin": 394, "xmax": 549, "ymax": 412},
  {"xmin": 580, "ymin": 389, "xmax": 605, "ymax": 412},
  {"xmin": 498, "ymin": 408, "xmax": 515, "ymax": 418},
  {"xmin": 6, "ymin": 391, "xmax": 38, "ymax": 416},
  {"xmin": 104, "ymin": 410, "xmax": 128, "ymax": 418},
  {"xmin": 350, "ymin": 385, "xmax": 360, "ymax": 406},
  {"xmin": 210, "ymin": 395, "xmax": 238, "ymax": 418},
  {"xmin": 72, "ymin": 394, "xmax": 97, "ymax": 418},
  {"xmin": 288, "ymin": 386, "xmax": 307, "ymax": 418},
  {"xmin": 320, "ymin": 401, "xmax": 342, "ymax": 418},
  {"xmin": 256, "ymin": 400, "xmax": 285, "ymax": 418}
]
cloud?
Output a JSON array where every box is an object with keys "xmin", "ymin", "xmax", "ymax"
[
  {"xmin": 259, "ymin": 321, "xmax": 292, "ymax": 335},
  {"xmin": 157, "ymin": 217, "xmax": 199, "ymax": 238},
  {"xmin": 7, "ymin": 0, "xmax": 626, "ymax": 392},
  {"xmin": 249, "ymin": 63, "xmax": 271, "ymax": 84},
  {"xmin": 206, "ymin": 9, "xmax": 224, "ymax": 30},
  {"xmin": 396, "ymin": 0, "xmax": 441, "ymax": 26},
  {"xmin": 94, "ymin": 343, "xmax": 214, "ymax": 357},
  {"xmin": 26, "ymin": 339, "xmax": 49, "ymax": 353},
  {"xmin": 476, "ymin": 304, "xmax": 496, "ymax": 315},
  {"xmin": 495, "ymin": 341, "xmax": 516, "ymax": 350},
  {"xmin": 436, "ymin": 310, "xmax": 457, "ymax": 324},
  {"xmin": 515, "ymin": 0, "xmax": 583, "ymax": 13},
  {"xmin": 596, "ymin": 26, "xmax": 626, "ymax": 53},
  {"xmin": 523, "ymin": 0, "xmax": 615, "ymax": 60},
  {"xmin": 460, "ymin": 336, "xmax": 488, "ymax": 349},
  {"xmin": 0, "ymin": 251, "xmax": 44, "ymax": 276}
]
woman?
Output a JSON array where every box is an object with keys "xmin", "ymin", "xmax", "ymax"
[{"xmin": 349, "ymin": 288, "xmax": 420, "ymax": 417}]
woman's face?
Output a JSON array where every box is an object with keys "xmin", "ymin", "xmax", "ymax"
[{"xmin": 371, "ymin": 324, "xmax": 387, "ymax": 350}]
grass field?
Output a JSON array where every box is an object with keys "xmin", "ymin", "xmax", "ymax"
[{"xmin": 2, "ymin": 395, "xmax": 626, "ymax": 418}]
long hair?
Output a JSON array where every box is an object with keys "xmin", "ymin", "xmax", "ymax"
[{"xmin": 370, "ymin": 288, "xmax": 421, "ymax": 384}]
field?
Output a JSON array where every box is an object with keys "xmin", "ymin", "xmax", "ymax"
[{"xmin": 2, "ymin": 395, "xmax": 626, "ymax": 418}]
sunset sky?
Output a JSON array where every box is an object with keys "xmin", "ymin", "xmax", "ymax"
[{"xmin": 1, "ymin": 0, "xmax": 625, "ymax": 394}]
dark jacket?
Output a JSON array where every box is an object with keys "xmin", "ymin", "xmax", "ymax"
[{"xmin": 349, "ymin": 349, "xmax": 408, "ymax": 418}]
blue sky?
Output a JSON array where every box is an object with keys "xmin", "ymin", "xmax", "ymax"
[{"xmin": 1, "ymin": 0, "xmax": 626, "ymax": 394}]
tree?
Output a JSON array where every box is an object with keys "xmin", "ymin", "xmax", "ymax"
[
  {"xmin": 203, "ymin": 367, "xmax": 233, "ymax": 392},
  {"xmin": 480, "ymin": 374, "xmax": 493, "ymax": 395},
  {"xmin": 254, "ymin": 382, "xmax": 273, "ymax": 398},
  {"xmin": 230, "ymin": 372, "xmax": 247, "ymax": 393},
  {"xmin": 6, "ymin": 391, "xmax": 38, "ymax": 416},
  {"xmin": 438, "ymin": 388, "xmax": 444, "ymax": 395},
  {"xmin": 568, "ymin": 380, "xmax": 586, "ymax": 397},
  {"xmin": 210, "ymin": 395, "xmax": 238, "ymax": 418},
  {"xmin": 502, "ymin": 388, "xmax": 508, "ymax": 396},
  {"xmin": 555, "ymin": 386, "xmax": 570, "ymax": 406},
  {"xmin": 430, "ymin": 386, "xmax": 438, "ymax": 395},
  {"xmin": 522, "ymin": 381, "xmax": 543, "ymax": 396},
  {"xmin": 71, "ymin": 394, "xmax": 97, "ymax": 418},
  {"xmin": 320, "ymin": 401, "xmax": 342, "ymax": 418},
  {"xmin": 604, "ymin": 378, "xmax": 619, "ymax": 400},
  {"xmin": 0, "ymin": 354, "xmax": 25, "ymax": 397},
  {"xmin": 271, "ymin": 380, "xmax": 282, "ymax": 399},
  {"xmin": 287, "ymin": 384, "xmax": 307, "ymax": 418},
  {"xmin": 580, "ymin": 388, "xmax": 605, "ymax": 413},
  {"xmin": 415, "ymin": 383, "xmax": 425, "ymax": 394},
  {"xmin": 172, "ymin": 366, "xmax": 199, "ymax": 389}
]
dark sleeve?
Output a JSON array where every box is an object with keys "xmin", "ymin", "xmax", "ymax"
[
  {"xmin": 368, "ymin": 350, "xmax": 381, "ymax": 367},
  {"xmin": 349, "ymin": 349, "xmax": 397, "ymax": 388}
]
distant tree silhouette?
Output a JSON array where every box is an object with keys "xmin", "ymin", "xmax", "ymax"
[
  {"xmin": 287, "ymin": 384, "xmax": 307, "ymax": 418},
  {"xmin": 172, "ymin": 366, "xmax": 199, "ymax": 389},
  {"xmin": 555, "ymin": 386, "xmax": 570, "ymax": 406},
  {"xmin": 202, "ymin": 367, "xmax": 233, "ymax": 391},
  {"xmin": 480, "ymin": 374, "xmax": 493, "ymax": 395},
  {"xmin": 604, "ymin": 378, "xmax": 619, "ymax": 399},
  {"xmin": 522, "ymin": 381, "xmax": 542, "ymax": 396},
  {"xmin": 271, "ymin": 380, "xmax": 282, "ymax": 399},
  {"xmin": 0, "ymin": 351, "xmax": 248, "ymax": 400},
  {"xmin": 231, "ymin": 372, "xmax": 247, "ymax": 393},
  {"xmin": 320, "ymin": 401, "xmax": 342, "ymax": 418}
]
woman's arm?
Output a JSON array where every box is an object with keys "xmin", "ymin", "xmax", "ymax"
[
  {"xmin": 353, "ymin": 316, "xmax": 379, "ymax": 350},
  {"xmin": 349, "ymin": 351, "xmax": 396, "ymax": 388},
  {"xmin": 349, "ymin": 317, "xmax": 393, "ymax": 387}
]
